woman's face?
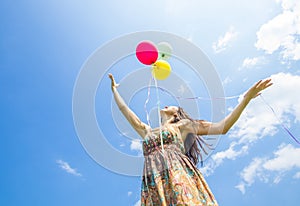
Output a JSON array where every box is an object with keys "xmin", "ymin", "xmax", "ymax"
[{"xmin": 161, "ymin": 106, "xmax": 178, "ymax": 115}]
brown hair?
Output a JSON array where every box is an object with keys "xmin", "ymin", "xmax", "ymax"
[{"xmin": 173, "ymin": 107, "xmax": 214, "ymax": 166}]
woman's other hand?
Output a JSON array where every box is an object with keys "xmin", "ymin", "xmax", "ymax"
[
  {"xmin": 108, "ymin": 73, "xmax": 119, "ymax": 91},
  {"xmin": 244, "ymin": 79, "xmax": 273, "ymax": 100}
]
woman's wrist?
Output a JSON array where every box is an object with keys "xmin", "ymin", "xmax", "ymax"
[{"xmin": 243, "ymin": 92, "xmax": 253, "ymax": 102}]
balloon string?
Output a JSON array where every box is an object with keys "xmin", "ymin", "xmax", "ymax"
[
  {"xmin": 260, "ymin": 94, "xmax": 300, "ymax": 145},
  {"xmin": 153, "ymin": 73, "xmax": 164, "ymax": 154},
  {"xmin": 157, "ymin": 87, "xmax": 240, "ymax": 100},
  {"xmin": 157, "ymin": 86, "xmax": 300, "ymax": 146},
  {"xmin": 144, "ymin": 76, "xmax": 153, "ymax": 126}
]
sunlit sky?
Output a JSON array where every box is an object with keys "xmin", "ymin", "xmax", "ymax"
[{"xmin": 1, "ymin": 0, "xmax": 300, "ymax": 205}]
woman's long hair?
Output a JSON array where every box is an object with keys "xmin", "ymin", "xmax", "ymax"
[{"xmin": 173, "ymin": 107, "xmax": 214, "ymax": 166}]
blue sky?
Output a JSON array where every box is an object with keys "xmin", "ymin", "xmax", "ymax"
[{"xmin": 1, "ymin": 0, "xmax": 300, "ymax": 205}]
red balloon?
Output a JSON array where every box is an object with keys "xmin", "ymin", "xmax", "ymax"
[{"xmin": 136, "ymin": 41, "xmax": 158, "ymax": 65}]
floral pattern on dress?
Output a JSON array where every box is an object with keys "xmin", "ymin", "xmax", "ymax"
[{"xmin": 141, "ymin": 130, "xmax": 218, "ymax": 206}]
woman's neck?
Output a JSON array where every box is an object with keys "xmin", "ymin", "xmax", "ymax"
[{"xmin": 161, "ymin": 115, "xmax": 173, "ymax": 125}]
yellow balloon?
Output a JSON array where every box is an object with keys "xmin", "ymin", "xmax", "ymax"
[{"xmin": 151, "ymin": 60, "xmax": 171, "ymax": 80}]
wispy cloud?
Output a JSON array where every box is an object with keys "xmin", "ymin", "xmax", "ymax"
[
  {"xmin": 133, "ymin": 200, "xmax": 141, "ymax": 206},
  {"xmin": 201, "ymin": 142, "xmax": 249, "ymax": 176},
  {"xmin": 177, "ymin": 84, "xmax": 186, "ymax": 94},
  {"xmin": 293, "ymin": 172, "xmax": 300, "ymax": 179},
  {"xmin": 222, "ymin": 76, "xmax": 232, "ymax": 85},
  {"xmin": 240, "ymin": 56, "xmax": 266, "ymax": 69},
  {"xmin": 130, "ymin": 139, "xmax": 143, "ymax": 155},
  {"xmin": 56, "ymin": 159, "xmax": 82, "ymax": 177},
  {"xmin": 236, "ymin": 143, "xmax": 300, "ymax": 194},
  {"xmin": 213, "ymin": 26, "xmax": 238, "ymax": 53},
  {"xmin": 255, "ymin": 0, "xmax": 300, "ymax": 61}
]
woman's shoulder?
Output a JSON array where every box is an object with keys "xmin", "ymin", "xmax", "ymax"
[{"xmin": 176, "ymin": 119, "xmax": 192, "ymax": 127}]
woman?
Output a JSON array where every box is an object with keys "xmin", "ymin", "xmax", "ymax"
[{"xmin": 109, "ymin": 73, "xmax": 272, "ymax": 206}]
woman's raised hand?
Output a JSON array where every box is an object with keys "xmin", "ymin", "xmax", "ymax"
[
  {"xmin": 108, "ymin": 73, "xmax": 119, "ymax": 91},
  {"xmin": 244, "ymin": 79, "xmax": 273, "ymax": 100}
]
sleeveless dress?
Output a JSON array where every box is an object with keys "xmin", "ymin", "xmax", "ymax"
[{"xmin": 140, "ymin": 130, "xmax": 218, "ymax": 206}]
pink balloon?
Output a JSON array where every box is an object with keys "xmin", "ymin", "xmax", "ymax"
[{"xmin": 136, "ymin": 41, "xmax": 158, "ymax": 65}]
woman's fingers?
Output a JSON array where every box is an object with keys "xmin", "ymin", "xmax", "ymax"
[
  {"xmin": 246, "ymin": 78, "xmax": 273, "ymax": 99},
  {"xmin": 108, "ymin": 73, "xmax": 114, "ymax": 81},
  {"xmin": 255, "ymin": 79, "xmax": 272, "ymax": 90},
  {"xmin": 259, "ymin": 79, "xmax": 273, "ymax": 90},
  {"xmin": 255, "ymin": 80, "xmax": 263, "ymax": 88},
  {"xmin": 264, "ymin": 79, "xmax": 273, "ymax": 89},
  {"xmin": 108, "ymin": 73, "xmax": 119, "ymax": 89},
  {"xmin": 108, "ymin": 73, "xmax": 115, "ymax": 89},
  {"xmin": 109, "ymin": 73, "xmax": 115, "ymax": 83}
]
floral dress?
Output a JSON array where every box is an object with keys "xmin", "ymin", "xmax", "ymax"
[{"xmin": 141, "ymin": 130, "xmax": 218, "ymax": 206}]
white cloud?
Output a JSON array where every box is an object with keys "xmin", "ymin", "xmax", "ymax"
[
  {"xmin": 263, "ymin": 144, "xmax": 300, "ymax": 171},
  {"xmin": 130, "ymin": 139, "xmax": 143, "ymax": 155},
  {"xmin": 133, "ymin": 200, "xmax": 141, "ymax": 206},
  {"xmin": 293, "ymin": 172, "xmax": 300, "ymax": 179},
  {"xmin": 236, "ymin": 143, "xmax": 300, "ymax": 193},
  {"xmin": 241, "ymin": 158, "xmax": 268, "ymax": 185},
  {"xmin": 56, "ymin": 159, "xmax": 82, "ymax": 177},
  {"xmin": 241, "ymin": 56, "xmax": 266, "ymax": 69},
  {"xmin": 213, "ymin": 26, "xmax": 238, "ymax": 53},
  {"xmin": 222, "ymin": 76, "xmax": 232, "ymax": 85},
  {"xmin": 235, "ymin": 183, "xmax": 246, "ymax": 194},
  {"xmin": 201, "ymin": 142, "xmax": 248, "ymax": 176},
  {"xmin": 177, "ymin": 84, "xmax": 187, "ymax": 94},
  {"xmin": 127, "ymin": 191, "xmax": 133, "ymax": 196},
  {"xmin": 212, "ymin": 142, "xmax": 248, "ymax": 166},
  {"xmin": 255, "ymin": 0, "xmax": 300, "ymax": 61},
  {"xmin": 202, "ymin": 72, "xmax": 300, "ymax": 177}
]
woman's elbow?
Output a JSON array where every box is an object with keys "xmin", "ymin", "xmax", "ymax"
[
  {"xmin": 221, "ymin": 126, "xmax": 231, "ymax": 135},
  {"xmin": 213, "ymin": 122, "xmax": 229, "ymax": 135},
  {"xmin": 221, "ymin": 129, "xmax": 228, "ymax": 135}
]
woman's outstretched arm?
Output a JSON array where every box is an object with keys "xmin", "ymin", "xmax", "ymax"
[
  {"xmin": 185, "ymin": 79, "xmax": 273, "ymax": 135},
  {"xmin": 109, "ymin": 73, "xmax": 150, "ymax": 138}
]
